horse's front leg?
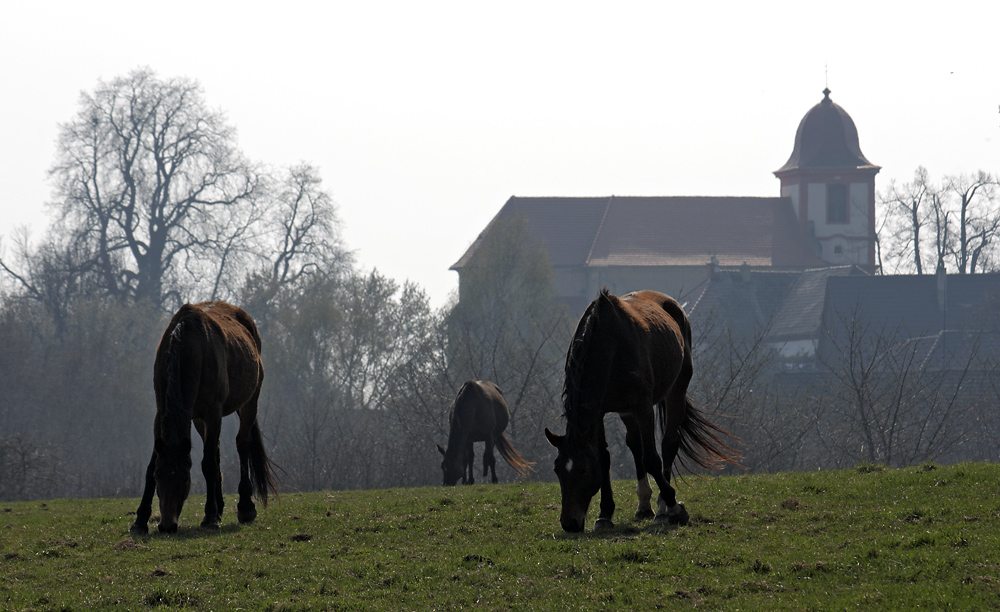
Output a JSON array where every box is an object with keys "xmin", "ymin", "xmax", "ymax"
[
  {"xmin": 196, "ymin": 419, "xmax": 224, "ymax": 530},
  {"xmin": 130, "ymin": 450, "xmax": 158, "ymax": 536},
  {"xmin": 595, "ymin": 426, "xmax": 616, "ymax": 530}
]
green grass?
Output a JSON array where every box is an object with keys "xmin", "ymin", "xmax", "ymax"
[{"xmin": 3, "ymin": 462, "xmax": 1000, "ymax": 610}]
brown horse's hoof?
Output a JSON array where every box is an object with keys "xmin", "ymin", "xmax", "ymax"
[
  {"xmin": 238, "ymin": 509, "xmax": 257, "ymax": 524},
  {"xmin": 200, "ymin": 520, "xmax": 220, "ymax": 531},
  {"xmin": 595, "ymin": 518, "xmax": 615, "ymax": 530},
  {"xmin": 129, "ymin": 523, "xmax": 149, "ymax": 537}
]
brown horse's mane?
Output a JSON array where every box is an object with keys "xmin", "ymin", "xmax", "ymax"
[{"xmin": 561, "ymin": 288, "xmax": 615, "ymax": 430}]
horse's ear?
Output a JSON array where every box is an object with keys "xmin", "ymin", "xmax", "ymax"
[
  {"xmin": 437, "ymin": 444, "xmax": 446, "ymax": 456},
  {"xmin": 598, "ymin": 288, "xmax": 619, "ymax": 311},
  {"xmin": 544, "ymin": 428, "xmax": 564, "ymax": 449}
]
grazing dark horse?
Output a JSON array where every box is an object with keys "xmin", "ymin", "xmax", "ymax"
[
  {"xmin": 130, "ymin": 301, "xmax": 277, "ymax": 535},
  {"xmin": 545, "ymin": 289, "xmax": 738, "ymax": 533},
  {"xmin": 437, "ymin": 380, "xmax": 534, "ymax": 485}
]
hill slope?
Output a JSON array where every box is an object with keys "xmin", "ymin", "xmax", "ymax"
[{"xmin": 2, "ymin": 462, "xmax": 999, "ymax": 610}]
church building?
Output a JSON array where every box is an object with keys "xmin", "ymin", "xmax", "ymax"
[{"xmin": 451, "ymin": 89, "xmax": 880, "ymax": 315}]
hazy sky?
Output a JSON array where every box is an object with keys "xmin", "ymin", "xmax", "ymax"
[{"xmin": 1, "ymin": 2, "xmax": 997, "ymax": 307}]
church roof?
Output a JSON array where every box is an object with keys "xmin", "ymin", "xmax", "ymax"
[
  {"xmin": 774, "ymin": 88, "xmax": 879, "ymax": 175},
  {"xmin": 451, "ymin": 195, "xmax": 826, "ymax": 271}
]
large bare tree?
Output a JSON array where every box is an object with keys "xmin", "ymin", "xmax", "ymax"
[{"xmin": 46, "ymin": 67, "xmax": 258, "ymax": 306}]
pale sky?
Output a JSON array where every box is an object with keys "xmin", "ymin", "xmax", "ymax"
[{"xmin": 1, "ymin": 1, "xmax": 997, "ymax": 307}]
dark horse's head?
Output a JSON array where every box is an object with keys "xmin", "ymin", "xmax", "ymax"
[
  {"xmin": 437, "ymin": 444, "xmax": 463, "ymax": 486},
  {"xmin": 545, "ymin": 427, "xmax": 602, "ymax": 532},
  {"xmin": 153, "ymin": 438, "xmax": 192, "ymax": 533}
]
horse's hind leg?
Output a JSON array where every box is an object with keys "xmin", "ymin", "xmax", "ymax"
[
  {"xmin": 462, "ymin": 442, "xmax": 475, "ymax": 485},
  {"xmin": 633, "ymin": 402, "xmax": 685, "ymax": 526},
  {"xmin": 656, "ymin": 394, "xmax": 690, "ymax": 526},
  {"xmin": 622, "ymin": 415, "xmax": 654, "ymax": 520},
  {"xmin": 483, "ymin": 436, "xmax": 499, "ymax": 483},
  {"xmin": 235, "ymin": 410, "xmax": 259, "ymax": 523},
  {"xmin": 130, "ymin": 450, "xmax": 158, "ymax": 536},
  {"xmin": 196, "ymin": 418, "xmax": 224, "ymax": 530}
]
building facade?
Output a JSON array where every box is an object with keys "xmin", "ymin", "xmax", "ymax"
[{"xmin": 452, "ymin": 89, "xmax": 879, "ymax": 314}]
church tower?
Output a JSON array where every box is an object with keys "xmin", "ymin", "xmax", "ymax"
[{"xmin": 774, "ymin": 88, "xmax": 880, "ymax": 272}]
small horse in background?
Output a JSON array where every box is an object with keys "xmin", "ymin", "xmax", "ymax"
[
  {"xmin": 545, "ymin": 289, "xmax": 739, "ymax": 532},
  {"xmin": 437, "ymin": 380, "xmax": 534, "ymax": 485},
  {"xmin": 130, "ymin": 301, "xmax": 277, "ymax": 535}
]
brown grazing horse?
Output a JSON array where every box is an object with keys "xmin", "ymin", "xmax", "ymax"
[
  {"xmin": 545, "ymin": 289, "xmax": 738, "ymax": 532},
  {"xmin": 130, "ymin": 301, "xmax": 277, "ymax": 535},
  {"xmin": 437, "ymin": 380, "xmax": 534, "ymax": 485}
]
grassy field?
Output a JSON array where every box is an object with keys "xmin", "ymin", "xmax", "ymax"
[{"xmin": 2, "ymin": 462, "xmax": 1000, "ymax": 610}]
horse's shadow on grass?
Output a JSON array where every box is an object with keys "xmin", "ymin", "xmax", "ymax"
[
  {"xmin": 130, "ymin": 522, "xmax": 244, "ymax": 540},
  {"xmin": 552, "ymin": 517, "xmax": 697, "ymax": 540}
]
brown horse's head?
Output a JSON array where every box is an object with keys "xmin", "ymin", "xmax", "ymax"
[
  {"xmin": 154, "ymin": 439, "xmax": 192, "ymax": 533},
  {"xmin": 545, "ymin": 427, "xmax": 602, "ymax": 533},
  {"xmin": 437, "ymin": 444, "xmax": 463, "ymax": 486}
]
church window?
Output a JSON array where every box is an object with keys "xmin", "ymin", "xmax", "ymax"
[{"xmin": 827, "ymin": 184, "xmax": 848, "ymax": 223}]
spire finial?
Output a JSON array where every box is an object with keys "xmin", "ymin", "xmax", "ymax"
[{"xmin": 822, "ymin": 87, "xmax": 831, "ymax": 100}]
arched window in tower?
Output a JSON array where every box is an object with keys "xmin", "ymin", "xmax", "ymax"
[{"xmin": 827, "ymin": 184, "xmax": 848, "ymax": 224}]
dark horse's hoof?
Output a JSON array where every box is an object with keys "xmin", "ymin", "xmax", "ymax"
[
  {"xmin": 157, "ymin": 523, "xmax": 178, "ymax": 534},
  {"xmin": 238, "ymin": 509, "xmax": 257, "ymax": 524},
  {"xmin": 129, "ymin": 524, "xmax": 149, "ymax": 537},
  {"xmin": 594, "ymin": 518, "xmax": 615, "ymax": 530},
  {"xmin": 655, "ymin": 503, "xmax": 689, "ymax": 526},
  {"xmin": 200, "ymin": 519, "xmax": 220, "ymax": 531},
  {"xmin": 634, "ymin": 508, "xmax": 655, "ymax": 521}
]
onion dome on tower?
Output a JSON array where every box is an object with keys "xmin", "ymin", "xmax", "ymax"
[
  {"xmin": 776, "ymin": 87, "xmax": 878, "ymax": 173},
  {"xmin": 774, "ymin": 88, "xmax": 880, "ymax": 272}
]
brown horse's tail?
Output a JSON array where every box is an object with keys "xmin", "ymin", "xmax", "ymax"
[
  {"xmin": 673, "ymin": 399, "xmax": 742, "ymax": 473},
  {"xmin": 496, "ymin": 434, "xmax": 536, "ymax": 477},
  {"xmin": 248, "ymin": 419, "xmax": 279, "ymax": 506}
]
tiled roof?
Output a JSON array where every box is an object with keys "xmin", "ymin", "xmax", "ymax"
[
  {"xmin": 768, "ymin": 266, "xmax": 864, "ymax": 341},
  {"xmin": 817, "ymin": 273, "xmax": 1000, "ymax": 362},
  {"xmin": 681, "ymin": 269, "xmax": 803, "ymax": 338},
  {"xmin": 902, "ymin": 330, "xmax": 1000, "ymax": 371},
  {"xmin": 823, "ymin": 274, "xmax": 1000, "ymax": 334},
  {"xmin": 452, "ymin": 196, "xmax": 825, "ymax": 270}
]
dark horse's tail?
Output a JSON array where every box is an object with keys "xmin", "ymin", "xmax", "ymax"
[
  {"xmin": 248, "ymin": 418, "xmax": 279, "ymax": 506},
  {"xmin": 495, "ymin": 434, "xmax": 535, "ymax": 477},
  {"xmin": 658, "ymin": 295, "xmax": 742, "ymax": 473},
  {"xmin": 672, "ymin": 399, "xmax": 742, "ymax": 473}
]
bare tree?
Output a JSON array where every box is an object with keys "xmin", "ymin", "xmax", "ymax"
[
  {"xmin": 446, "ymin": 215, "xmax": 571, "ymax": 446},
  {"xmin": 43, "ymin": 67, "xmax": 258, "ymax": 307},
  {"xmin": 238, "ymin": 164, "xmax": 350, "ymax": 318},
  {"xmin": 878, "ymin": 168, "xmax": 1000, "ymax": 275},
  {"xmin": 816, "ymin": 305, "xmax": 982, "ymax": 467},
  {"xmin": 877, "ymin": 167, "xmax": 933, "ymax": 275},
  {"xmin": 946, "ymin": 171, "xmax": 1000, "ymax": 274}
]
